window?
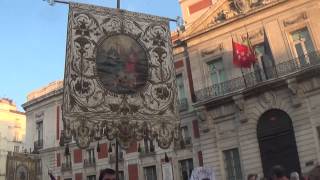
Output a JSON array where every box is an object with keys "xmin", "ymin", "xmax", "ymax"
[
  {"xmin": 119, "ymin": 171, "xmax": 124, "ymax": 180},
  {"xmin": 36, "ymin": 159, "xmax": 42, "ymax": 174},
  {"xmin": 87, "ymin": 175, "xmax": 96, "ymax": 180},
  {"xmin": 223, "ymin": 148, "xmax": 243, "ymax": 180},
  {"xmin": 143, "ymin": 138, "xmax": 155, "ymax": 153},
  {"xmin": 176, "ymin": 74, "xmax": 187, "ymax": 100},
  {"xmin": 36, "ymin": 121, "xmax": 43, "ymax": 141},
  {"xmin": 179, "ymin": 159, "xmax": 193, "ymax": 180},
  {"xmin": 87, "ymin": 148, "xmax": 95, "ymax": 163},
  {"xmin": 176, "ymin": 74, "xmax": 188, "ymax": 111},
  {"xmin": 64, "ymin": 154, "xmax": 71, "ymax": 166},
  {"xmin": 254, "ymin": 43, "xmax": 275, "ymax": 80},
  {"xmin": 181, "ymin": 126, "xmax": 191, "ymax": 145},
  {"xmin": 291, "ymin": 27, "xmax": 316, "ymax": 65},
  {"xmin": 14, "ymin": 146, "xmax": 19, "ymax": 152},
  {"xmin": 317, "ymin": 126, "xmax": 320, "ymax": 142},
  {"xmin": 144, "ymin": 166, "xmax": 157, "ymax": 180},
  {"xmin": 207, "ymin": 58, "xmax": 226, "ymax": 85}
]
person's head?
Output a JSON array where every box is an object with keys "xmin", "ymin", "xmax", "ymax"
[
  {"xmin": 248, "ymin": 174, "xmax": 258, "ymax": 180},
  {"xmin": 290, "ymin": 172, "xmax": 299, "ymax": 180},
  {"xmin": 271, "ymin": 165, "xmax": 288, "ymax": 180},
  {"xmin": 99, "ymin": 168, "xmax": 116, "ymax": 180}
]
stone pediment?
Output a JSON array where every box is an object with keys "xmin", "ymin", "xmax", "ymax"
[
  {"xmin": 182, "ymin": 0, "xmax": 283, "ymax": 37},
  {"xmin": 184, "ymin": 0, "xmax": 234, "ymax": 35}
]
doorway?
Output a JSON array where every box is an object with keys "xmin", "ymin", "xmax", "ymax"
[{"xmin": 257, "ymin": 109, "xmax": 301, "ymax": 177}]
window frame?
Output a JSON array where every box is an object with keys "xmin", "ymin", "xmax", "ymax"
[
  {"xmin": 222, "ymin": 148, "xmax": 243, "ymax": 180},
  {"xmin": 36, "ymin": 121, "xmax": 43, "ymax": 141},
  {"xmin": 86, "ymin": 175, "xmax": 96, "ymax": 180},
  {"xmin": 143, "ymin": 165, "xmax": 157, "ymax": 180},
  {"xmin": 86, "ymin": 148, "xmax": 95, "ymax": 163},
  {"xmin": 286, "ymin": 24, "xmax": 317, "ymax": 66},
  {"xmin": 179, "ymin": 158, "xmax": 194, "ymax": 180}
]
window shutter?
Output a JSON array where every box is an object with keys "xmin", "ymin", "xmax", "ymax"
[
  {"xmin": 75, "ymin": 173, "xmax": 82, "ymax": 180},
  {"xmin": 128, "ymin": 164, "xmax": 138, "ymax": 180},
  {"xmin": 192, "ymin": 120, "xmax": 200, "ymax": 138},
  {"xmin": 98, "ymin": 143, "xmax": 108, "ymax": 159},
  {"xmin": 56, "ymin": 153, "xmax": 61, "ymax": 167},
  {"xmin": 56, "ymin": 106, "xmax": 60, "ymax": 140},
  {"xmin": 126, "ymin": 142, "xmax": 137, "ymax": 153},
  {"xmin": 198, "ymin": 151, "xmax": 203, "ymax": 166},
  {"xmin": 73, "ymin": 149, "xmax": 82, "ymax": 163}
]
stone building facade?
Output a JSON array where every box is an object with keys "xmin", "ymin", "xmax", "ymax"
[
  {"xmin": 22, "ymin": 78, "xmax": 200, "ymax": 180},
  {"xmin": 5, "ymin": 152, "xmax": 41, "ymax": 180},
  {"xmin": 173, "ymin": 0, "xmax": 320, "ymax": 179},
  {"xmin": 22, "ymin": 0, "xmax": 320, "ymax": 180},
  {"xmin": 0, "ymin": 98, "xmax": 26, "ymax": 180}
]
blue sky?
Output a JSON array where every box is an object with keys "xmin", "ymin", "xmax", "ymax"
[{"xmin": 0, "ymin": 0, "xmax": 181, "ymax": 111}]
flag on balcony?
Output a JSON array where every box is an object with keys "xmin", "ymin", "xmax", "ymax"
[
  {"xmin": 242, "ymin": 33, "xmax": 256, "ymax": 56},
  {"xmin": 232, "ymin": 39, "xmax": 256, "ymax": 68}
]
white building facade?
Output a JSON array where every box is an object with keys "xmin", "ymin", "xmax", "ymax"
[
  {"xmin": 173, "ymin": 0, "xmax": 320, "ymax": 179},
  {"xmin": 23, "ymin": 0, "xmax": 320, "ymax": 180},
  {"xmin": 0, "ymin": 98, "xmax": 25, "ymax": 180},
  {"xmin": 23, "ymin": 78, "xmax": 200, "ymax": 180}
]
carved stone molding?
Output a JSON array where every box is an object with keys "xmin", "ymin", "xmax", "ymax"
[
  {"xmin": 233, "ymin": 94, "xmax": 247, "ymax": 123},
  {"xmin": 201, "ymin": 44, "xmax": 224, "ymax": 57},
  {"xmin": 241, "ymin": 28, "xmax": 264, "ymax": 43},
  {"xmin": 283, "ymin": 12, "xmax": 308, "ymax": 27},
  {"xmin": 195, "ymin": 106, "xmax": 207, "ymax": 121},
  {"xmin": 258, "ymin": 91, "xmax": 276, "ymax": 109},
  {"xmin": 287, "ymin": 78, "xmax": 303, "ymax": 107}
]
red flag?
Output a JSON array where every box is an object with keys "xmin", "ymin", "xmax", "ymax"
[{"xmin": 232, "ymin": 40, "xmax": 256, "ymax": 68}]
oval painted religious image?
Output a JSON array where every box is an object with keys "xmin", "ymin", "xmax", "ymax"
[{"xmin": 96, "ymin": 35, "xmax": 149, "ymax": 94}]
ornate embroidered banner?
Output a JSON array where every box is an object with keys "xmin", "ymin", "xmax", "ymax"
[{"xmin": 62, "ymin": 3, "xmax": 179, "ymax": 149}]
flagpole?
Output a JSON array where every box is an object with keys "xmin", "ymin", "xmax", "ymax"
[{"xmin": 240, "ymin": 67, "xmax": 247, "ymax": 88}]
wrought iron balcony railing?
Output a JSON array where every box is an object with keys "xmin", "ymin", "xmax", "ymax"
[
  {"xmin": 174, "ymin": 137, "xmax": 192, "ymax": 150},
  {"xmin": 83, "ymin": 159, "xmax": 96, "ymax": 168},
  {"xmin": 34, "ymin": 139, "xmax": 43, "ymax": 150},
  {"xmin": 178, "ymin": 98, "xmax": 188, "ymax": 112},
  {"xmin": 139, "ymin": 147, "xmax": 156, "ymax": 157},
  {"xmin": 61, "ymin": 162, "xmax": 72, "ymax": 172},
  {"xmin": 195, "ymin": 51, "xmax": 320, "ymax": 102}
]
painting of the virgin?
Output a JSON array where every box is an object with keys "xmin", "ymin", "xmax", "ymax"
[{"xmin": 96, "ymin": 35, "xmax": 149, "ymax": 94}]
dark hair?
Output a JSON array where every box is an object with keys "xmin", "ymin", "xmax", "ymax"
[
  {"xmin": 271, "ymin": 165, "xmax": 286, "ymax": 178},
  {"xmin": 248, "ymin": 174, "xmax": 258, "ymax": 180},
  {"xmin": 99, "ymin": 168, "xmax": 115, "ymax": 180}
]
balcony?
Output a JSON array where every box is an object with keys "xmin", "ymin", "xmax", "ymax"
[
  {"xmin": 174, "ymin": 137, "xmax": 192, "ymax": 150},
  {"xmin": 139, "ymin": 147, "xmax": 156, "ymax": 158},
  {"xmin": 195, "ymin": 51, "xmax": 320, "ymax": 102},
  {"xmin": 34, "ymin": 139, "xmax": 43, "ymax": 150},
  {"xmin": 61, "ymin": 163, "xmax": 72, "ymax": 172},
  {"xmin": 84, "ymin": 159, "xmax": 96, "ymax": 168},
  {"xmin": 109, "ymin": 152, "xmax": 124, "ymax": 163},
  {"xmin": 178, "ymin": 98, "xmax": 188, "ymax": 112}
]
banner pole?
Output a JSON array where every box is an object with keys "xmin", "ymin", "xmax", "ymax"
[{"xmin": 241, "ymin": 67, "xmax": 247, "ymax": 88}]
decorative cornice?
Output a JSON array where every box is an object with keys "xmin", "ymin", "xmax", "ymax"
[
  {"xmin": 283, "ymin": 12, "xmax": 307, "ymax": 27},
  {"xmin": 201, "ymin": 43, "xmax": 224, "ymax": 57}
]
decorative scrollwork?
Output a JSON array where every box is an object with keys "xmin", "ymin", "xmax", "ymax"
[{"xmin": 63, "ymin": 3, "xmax": 180, "ymax": 149}]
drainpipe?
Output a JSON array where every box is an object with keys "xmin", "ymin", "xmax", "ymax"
[{"xmin": 175, "ymin": 40, "xmax": 196, "ymax": 103}]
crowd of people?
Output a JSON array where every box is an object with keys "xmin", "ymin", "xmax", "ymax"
[
  {"xmin": 97, "ymin": 164, "xmax": 320, "ymax": 180},
  {"xmin": 247, "ymin": 165, "xmax": 319, "ymax": 180}
]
